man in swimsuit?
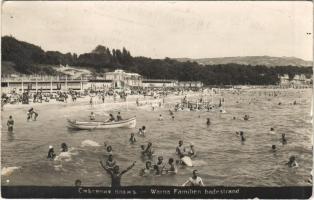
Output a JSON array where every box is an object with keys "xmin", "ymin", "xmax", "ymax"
[
  {"xmin": 154, "ymin": 156, "xmax": 165, "ymax": 175},
  {"xmin": 164, "ymin": 158, "xmax": 177, "ymax": 174},
  {"xmin": 100, "ymin": 161, "xmax": 136, "ymax": 187},
  {"xmin": 7, "ymin": 115, "xmax": 14, "ymax": 132},
  {"xmin": 47, "ymin": 145, "xmax": 56, "ymax": 160},
  {"xmin": 61, "ymin": 143, "xmax": 68, "ymax": 152},
  {"xmin": 116, "ymin": 112, "xmax": 122, "ymax": 121},
  {"xmin": 176, "ymin": 140, "xmax": 186, "ymax": 158},
  {"xmin": 108, "ymin": 114, "xmax": 115, "ymax": 122},
  {"xmin": 129, "ymin": 133, "xmax": 136, "ymax": 144},
  {"xmin": 90, "ymin": 112, "xmax": 96, "ymax": 121},
  {"xmin": 140, "ymin": 161, "xmax": 154, "ymax": 176},
  {"xmin": 105, "ymin": 155, "xmax": 117, "ymax": 170},
  {"xmin": 182, "ymin": 170, "xmax": 205, "ymax": 186}
]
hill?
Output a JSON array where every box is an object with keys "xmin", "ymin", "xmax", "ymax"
[
  {"xmin": 175, "ymin": 56, "xmax": 312, "ymax": 67},
  {"xmin": 1, "ymin": 36, "xmax": 312, "ymax": 85}
]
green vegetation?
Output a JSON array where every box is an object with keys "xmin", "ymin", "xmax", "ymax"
[{"xmin": 2, "ymin": 36, "xmax": 312, "ymax": 85}]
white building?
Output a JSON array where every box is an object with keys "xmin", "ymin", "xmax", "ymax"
[{"xmin": 103, "ymin": 69, "xmax": 143, "ymax": 88}]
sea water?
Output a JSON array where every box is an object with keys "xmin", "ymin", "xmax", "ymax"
[{"xmin": 1, "ymin": 89, "xmax": 312, "ymax": 186}]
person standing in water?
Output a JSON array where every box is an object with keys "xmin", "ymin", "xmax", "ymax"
[
  {"xmin": 140, "ymin": 161, "xmax": 154, "ymax": 176},
  {"xmin": 106, "ymin": 145, "xmax": 113, "ymax": 156},
  {"xmin": 100, "ymin": 161, "xmax": 136, "ymax": 187},
  {"xmin": 206, "ymin": 118, "xmax": 211, "ymax": 126},
  {"xmin": 164, "ymin": 158, "xmax": 177, "ymax": 174},
  {"xmin": 129, "ymin": 133, "xmax": 136, "ymax": 144},
  {"xmin": 176, "ymin": 140, "xmax": 186, "ymax": 158},
  {"xmin": 182, "ymin": 170, "xmax": 205, "ymax": 186},
  {"xmin": 89, "ymin": 112, "xmax": 96, "ymax": 121},
  {"xmin": 47, "ymin": 146, "xmax": 56, "ymax": 160},
  {"xmin": 105, "ymin": 155, "xmax": 117, "ymax": 170},
  {"xmin": 116, "ymin": 112, "xmax": 122, "ymax": 121},
  {"xmin": 281, "ymin": 133, "xmax": 287, "ymax": 145},
  {"xmin": 7, "ymin": 115, "xmax": 14, "ymax": 132},
  {"xmin": 286, "ymin": 156, "xmax": 299, "ymax": 168},
  {"xmin": 158, "ymin": 114, "xmax": 163, "ymax": 121},
  {"xmin": 154, "ymin": 156, "xmax": 165, "ymax": 175},
  {"xmin": 61, "ymin": 143, "xmax": 68, "ymax": 152}
]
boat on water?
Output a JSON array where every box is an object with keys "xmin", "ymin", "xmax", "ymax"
[{"xmin": 67, "ymin": 117, "xmax": 136, "ymax": 130}]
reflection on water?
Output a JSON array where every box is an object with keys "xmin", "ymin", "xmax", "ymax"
[{"xmin": 1, "ymin": 89, "xmax": 313, "ymax": 187}]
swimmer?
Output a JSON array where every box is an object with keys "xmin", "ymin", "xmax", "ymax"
[
  {"xmin": 141, "ymin": 126, "xmax": 146, "ymax": 136},
  {"xmin": 7, "ymin": 115, "xmax": 14, "ymax": 132},
  {"xmin": 243, "ymin": 115, "xmax": 249, "ymax": 121},
  {"xmin": 164, "ymin": 158, "xmax": 177, "ymax": 174},
  {"xmin": 142, "ymin": 142, "xmax": 154, "ymax": 157},
  {"xmin": 206, "ymin": 118, "xmax": 211, "ymax": 126},
  {"xmin": 129, "ymin": 133, "xmax": 136, "ymax": 144},
  {"xmin": 105, "ymin": 155, "xmax": 117, "ymax": 170},
  {"xmin": 269, "ymin": 128, "xmax": 276, "ymax": 134},
  {"xmin": 233, "ymin": 117, "xmax": 236, "ymax": 120},
  {"xmin": 100, "ymin": 161, "xmax": 136, "ymax": 187},
  {"xmin": 140, "ymin": 161, "xmax": 154, "ymax": 176},
  {"xmin": 61, "ymin": 143, "xmax": 68, "ymax": 152},
  {"xmin": 271, "ymin": 145, "xmax": 277, "ymax": 152},
  {"xmin": 172, "ymin": 115, "xmax": 175, "ymax": 120},
  {"xmin": 89, "ymin": 112, "xmax": 96, "ymax": 121},
  {"xmin": 106, "ymin": 145, "xmax": 113, "ymax": 156},
  {"xmin": 47, "ymin": 145, "xmax": 56, "ymax": 160},
  {"xmin": 138, "ymin": 128, "xmax": 144, "ymax": 136},
  {"xmin": 108, "ymin": 114, "xmax": 115, "ymax": 122},
  {"xmin": 75, "ymin": 179, "xmax": 82, "ymax": 187},
  {"xmin": 158, "ymin": 114, "xmax": 163, "ymax": 121},
  {"xmin": 286, "ymin": 156, "xmax": 299, "ymax": 168},
  {"xmin": 182, "ymin": 170, "xmax": 205, "ymax": 186},
  {"xmin": 154, "ymin": 156, "xmax": 165, "ymax": 175},
  {"xmin": 281, "ymin": 133, "xmax": 287, "ymax": 145},
  {"xmin": 116, "ymin": 112, "xmax": 122, "ymax": 121},
  {"xmin": 188, "ymin": 144, "xmax": 196, "ymax": 158},
  {"xmin": 240, "ymin": 131, "xmax": 246, "ymax": 142},
  {"xmin": 176, "ymin": 140, "xmax": 186, "ymax": 158}
]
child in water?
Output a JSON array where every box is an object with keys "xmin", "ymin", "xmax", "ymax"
[
  {"xmin": 129, "ymin": 133, "xmax": 136, "ymax": 144},
  {"xmin": 47, "ymin": 146, "xmax": 56, "ymax": 160},
  {"xmin": 286, "ymin": 156, "xmax": 299, "ymax": 168}
]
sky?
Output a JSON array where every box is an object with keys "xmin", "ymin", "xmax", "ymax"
[{"xmin": 2, "ymin": 1, "xmax": 313, "ymax": 60}]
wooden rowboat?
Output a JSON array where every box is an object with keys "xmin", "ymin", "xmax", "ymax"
[{"xmin": 67, "ymin": 117, "xmax": 136, "ymax": 130}]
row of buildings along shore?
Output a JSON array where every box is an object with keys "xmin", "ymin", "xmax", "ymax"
[
  {"xmin": 1, "ymin": 69, "xmax": 203, "ymax": 93},
  {"xmin": 1, "ymin": 69, "xmax": 312, "ymax": 94}
]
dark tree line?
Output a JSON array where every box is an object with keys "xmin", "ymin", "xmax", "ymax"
[{"xmin": 2, "ymin": 36, "xmax": 313, "ymax": 85}]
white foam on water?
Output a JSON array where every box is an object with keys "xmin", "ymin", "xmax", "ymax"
[
  {"xmin": 191, "ymin": 160, "xmax": 207, "ymax": 167},
  {"xmin": 54, "ymin": 147, "xmax": 78, "ymax": 162},
  {"xmin": 1, "ymin": 166, "xmax": 21, "ymax": 176},
  {"xmin": 81, "ymin": 140, "xmax": 101, "ymax": 147},
  {"xmin": 54, "ymin": 164, "xmax": 62, "ymax": 171}
]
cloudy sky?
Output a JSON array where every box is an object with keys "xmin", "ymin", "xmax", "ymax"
[{"xmin": 2, "ymin": 1, "xmax": 313, "ymax": 60}]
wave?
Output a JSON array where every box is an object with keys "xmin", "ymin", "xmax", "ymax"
[{"xmin": 1, "ymin": 166, "xmax": 21, "ymax": 176}]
